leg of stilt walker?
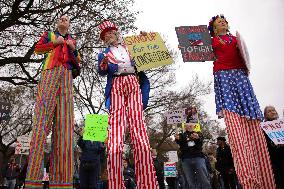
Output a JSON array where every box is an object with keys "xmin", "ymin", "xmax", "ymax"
[
  {"xmin": 125, "ymin": 75, "xmax": 159, "ymax": 189},
  {"xmin": 223, "ymin": 110, "xmax": 261, "ymax": 189},
  {"xmin": 49, "ymin": 69, "xmax": 74, "ymax": 189},
  {"xmin": 246, "ymin": 119, "xmax": 276, "ymax": 189},
  {"xmin": 107, "ymin": 77, "xmax": 127, "ymax": 189},
  {"xmin": 25, "ymin": 67, "xmax": 62, "ymax": 189}
]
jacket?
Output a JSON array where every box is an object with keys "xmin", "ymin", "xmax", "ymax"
[
  {"xmin": 77, "ymin": 136, "xmax": 105, "ymax": 162},
  {"xmin": 216, "ymin": 144, "xmax": 235, "ymax": 173},
  {"xmin": 35, "ymin": 31, "xmax": 81, "ymax": 77},
  {"xmin": 97, "ymin": 46, "xmax": 150, "ymax": 110},
  {"xmin": 175, "ymin": 131, "xmax": 204, "ymax": 159}
]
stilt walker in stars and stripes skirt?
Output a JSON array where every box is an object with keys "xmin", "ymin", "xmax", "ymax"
[
  {"xmin": 97, "ymin": 20, "xmax": 159, "ymax": 189},
  {"xmin": 24, "ymin": 15, "xmax": 81, "ymax": 189},
  {"xmin": 208, "ymin": 15, "xmax": 276, "ymax": 189}
]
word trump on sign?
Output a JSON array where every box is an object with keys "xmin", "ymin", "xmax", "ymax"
[
  {"xmin": 260, "ymin": 118, "xmax": 284, "ymax": 145},
  {"xmin": 124, "ymin": 32, "xmax": 174, "ymax": 72}
]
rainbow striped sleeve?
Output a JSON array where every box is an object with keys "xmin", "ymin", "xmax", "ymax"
[{"xmin": 34, "ymin": 31, "xmax": 55, "ymax": 54}]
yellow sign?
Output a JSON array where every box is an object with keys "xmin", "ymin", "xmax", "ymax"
[{"xmin": 124, "ymin": 32, "xmax": 174, "ymax": 72}]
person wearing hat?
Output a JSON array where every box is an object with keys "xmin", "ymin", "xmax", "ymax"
[
  {"xmin": 24, "ymin": 15, "xmax": 81, "ymax": 189},
  {"xmin": 175, "ymin": 121, "xmax": 211, "ymax": 189},
  {"xmin": 97, "ymin": 20, "xmax": 158, "ymax": 189},
  {"xmin": 208, "ymin": 15, "xmax": 275, "ymax": 189},
  {"xmin": 216, "ymin": 137, "xmax": 238, "ymax": 189}
]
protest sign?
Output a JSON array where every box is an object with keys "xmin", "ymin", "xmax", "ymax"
[
  {"xmin": 83, "ymin": 114, "xmax": 109, "ymax": 142},
  {"xmin": 166, "ymin": 109, "xmax": 186, "ymax": 124},
  {"xmin": 175, "ymin": 25, "xmax": 215, "ymax": 62},
  {"xmin": 167, "ymin": 151, "xmax": 178, "ymax": 162},
  {"xmin": 15, "ymin": 135, "xmax": 31, "ymax": 155},
  {"xmin": 260, "ymin": 118, "xmax": 284, "ymax": 145},
  {"xmin": 0, "ymin": 101, "xmax": 11, "ymax": 122},
  {"xmin": 164, "ymin": 162, "xmax": 177, "ymax": 177},
  {"xmin": 124, "ymin": 32, "xmax": 174, "ymax": 72}
]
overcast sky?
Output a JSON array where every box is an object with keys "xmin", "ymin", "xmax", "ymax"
[{"xmin": 133, "ymin": 0, "xmax": 284, "ymax": 122}]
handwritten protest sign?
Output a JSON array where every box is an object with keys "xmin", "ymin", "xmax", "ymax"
[
  {"xmin": 175, "ymin": 25, "xmax": 215, "ymax": 62},
  {"xmin": 167, "ymin": 107, "xmax": 202, "ymax": 132},
  {"xmin": 260, "ymin": 118, "xmax": 284, "ymax": 145},
  {"xmin": 0, "ymin": 101, "xmax": 11, "ymax": 122},
  {"xmin": 166, "ymin": 109, "xmax": 186, "ymax": 124},
  {"xmin": 83, "ymin": 114, "xmax": 109, "ymax": 142},
  {"xmin": 124, "ymin": 32, "xmax": 174, "ymax": 72},
  {"xmin": 15, "ymin": 135, "xmax": 31, "ymax": 155},
  {"xmin": 164, "ymin": 162, "xmax": 177, "ymax": 177},
  {"xmin": 167, "ymin": 151, "xmax": 178, "ymax": 162}
]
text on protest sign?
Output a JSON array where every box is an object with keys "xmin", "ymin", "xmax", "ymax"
[
  {"xmin": 167, "ymin": 151, "xmax": 178, "ymax": 162},
  {"xmin": 164, "ymin": 162, "xmax": 177, "ymax": 177},
  {"xmin": 260, "ymin": 118, "xmax": 284, "ymax": 145},
  {"xmin": 124, "ymin": 32, "xmax": 174, "ymax": 72},
  {"xmin": 15, "ymin": 135, "xmax": 31, "ymax": 155},
  {"xmin": 0, "ymin": 101, "xmax": 11, "ymax": 121},
  {"xmin": 83, "ymin": 114, "xmax": 108, "ymax": 142},
  {"xmin": 166, "ymin": 109, "xmax": 186, "ymax": 124},
  {"xmin": 175, "ymin": 25, "xmax": 215, "ymax": 62}
]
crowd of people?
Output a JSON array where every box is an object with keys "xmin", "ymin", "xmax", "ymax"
[{"xmin": 0, "ymin": 12, "xmax": 283, "ymax": 189}]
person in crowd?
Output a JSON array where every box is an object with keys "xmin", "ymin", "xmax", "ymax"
[
  {"xmin": 122, "ymin": 158, "xmax": 136, "ymax": 189},
  {"xmin": 77, "ymin": 128, "xmax": 106, "ymax": 189},
  {"xmin": 3, "ymin": 157, "xmax": 20, "ymax": 189},
  {"xmin": 152, "ymin": 149, "xmax": 165, "ymax": 189},
  {"xmin": 17, "ymin": 162, "xmax": 28, "ymax": 189},
  {"xmin": 215, "ymin": 137, "xmax": 238, "ymax": 189},
  {"xmin": 207, "ymin": 152, "xmax": 220, "ymax": 189},
  {"xmin": 42, "ymin": 161, "xmax": 50, "ymax": 189},
  {"xmin": 208, "ymin": 14, "xmax": 276, "ymax": 188},
  {"xmin": 24, "ymin": 14, "xmax": 80, "ymax": 189},
  {"xmin": 175, "ymin": 121, "xmax": 211, "ymax": 189},
  {"xmin": 97, "ymin": 19, "xmax": 158, "ymax": 189},
  {"xmin": 263, "ymin": 106, "xmax": 284, "ymax": 189}
]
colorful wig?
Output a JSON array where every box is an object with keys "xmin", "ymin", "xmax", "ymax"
[{"xmin": 208, "ymin": 14, "xmax": 228, "ymax": 36}]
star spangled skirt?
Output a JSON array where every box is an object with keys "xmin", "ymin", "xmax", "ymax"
[{"xmin": 214, "ymin": 69, "xmax": 263, "ymax": 120}]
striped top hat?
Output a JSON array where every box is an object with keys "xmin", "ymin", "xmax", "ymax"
[{"xmin": 98, "ymin": 20, "xmax": 118, "ymax": 40}]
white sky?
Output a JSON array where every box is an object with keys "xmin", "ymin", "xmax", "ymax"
[{"xmin": 134, "ymin": 0, "xmax": 284, "ymax": 121}]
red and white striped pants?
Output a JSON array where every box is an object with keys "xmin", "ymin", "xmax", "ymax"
[
  {"xmin": 223, "ymin": 110, "xmax": 276, "ymax": 189},
  {"xmin": 107, "ymin": 75, "xmax": 159, "ymax": 189}
]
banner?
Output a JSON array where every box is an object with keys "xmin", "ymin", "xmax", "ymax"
[
  {"xmin": 15, "ymin": 135, "xmax": 31, "ymax": 155},
  {"xmin": 260, "ymin": 118, "xmax": 284, "ymax": 145},
  {"xmin": 175, "ymin": 25, "xmax": 215, "ymax": 62},
  {"xmin": 167, "ymin": 151, "xmax": 178, "ymax": 162},
  {"xmin": 164, "ymin": 162, "xmax": 177, "ymax": 177},
  {"xmin": 124, "ymin": 32, "xmax": 174, "ymax": 72},
  {"xmin": 83, "ymin": 114, "xmax": 109, "ymax": 142},
  {"xmin": 0, "ymin": 101, "xmax": 11, "ymax": 121}
]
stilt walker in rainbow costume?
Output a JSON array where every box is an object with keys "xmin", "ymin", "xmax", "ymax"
[
  {"xmin": 97, "ymin": 20, "xmax": 159, "ymax": 189},
  {"xmin": 25, "ymin": 15, "xmax": 80, "ymax": 189},
  {"xmin": 208, "ymin": 15, "xmax": 276, "ymax": 189}
]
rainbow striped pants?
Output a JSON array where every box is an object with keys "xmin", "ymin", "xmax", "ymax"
[
  {"xmin": 107, "ymin": 75, "xmax": 159, "ymax": 189},
  {"xmin": 25, "ymin": 66, "xmax": 74, "ymax": 189},
  {"xmin": 223, "ymin": 110, "xmax": 276, "ymax": 189}
]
